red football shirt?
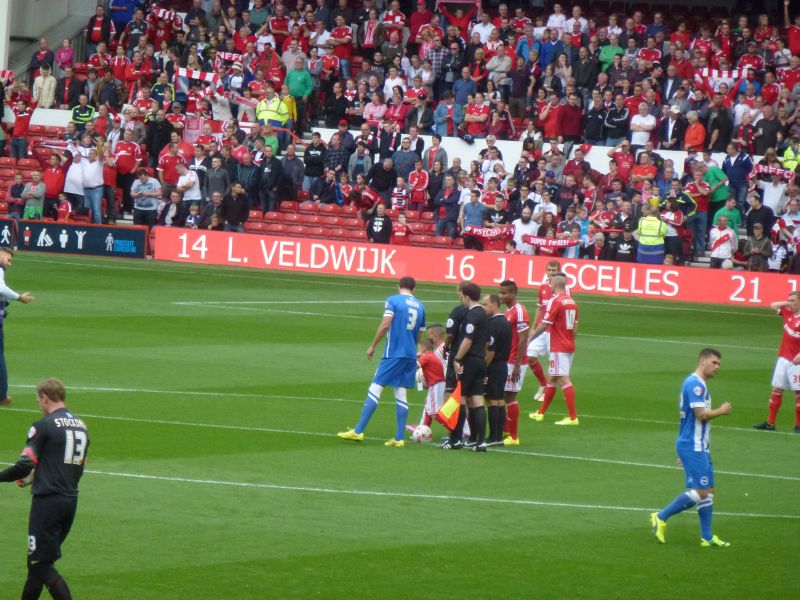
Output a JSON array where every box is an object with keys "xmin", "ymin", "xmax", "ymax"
[
  {"xmin": 114, "ymin": 141, "xmax": 142, "ymax": 174},
  {"xmin": 504, "ymin": 302, "xmax": 530, "ymax": 365},
  {"xmin": 418, "ymin": 350, "xmax": 444, "ymax": 385},
  {"xmin": 778, "ymin": 307, "xmax": 800, "ymax": 360},
  {"xmin": 612, "ymin": 151, "xmax": 635, "ymax": 183},
  {"xmin": 157, "ymin": 154, "xmax": 184, "ymax": 184},
  {"xmin": 542, "ymin": 294, "xmax": 578, "ymax": 353},
  {"xmin": 685, "ymin": 181, "xmax": 711, "ymax": 213},
  {"xmin": 330, "ymin": 26, "xmax": 353, "ymax": 59},
  {"xmin": 12, "ymin": 107, "xmax": 31, "ymax": 137}
]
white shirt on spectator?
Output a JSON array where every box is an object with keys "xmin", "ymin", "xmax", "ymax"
[
  {"xmin": 80, "ymin": 158, "xmax": 105, "ymax": 188},
  {"xmin": 512, "ymin": 217, "xmax": 539, "ymax": 255},
  {"xmin": 756, "ymin": 179, "xmax": 787, "ymax": 213},
  {"xmin": 312, "ymin": 30, "xmax": 331, "ymax": 56},
  {"xmin": 709, "ymin": 226, "xmax": 737, "ymax": 259},
  {"xmin": 546, "ymin": 13, "xmax": 567, "ymax": 33},
  {"xmin": 383, "ymin": 75, "xmax": 406, "ymax": 97},
  {"xmin": 565, "ymin": 16, "xmax": 589, "ymax": 34},
  {"xmin": 630, "ymin": 113, "xmax": 656, "ymax": 146},
  {"xmin": 178, "ymin": 170, "xmax": 202, "ymax": 202},
  {"xmin": 471, "ymin": 21, "xmax": 495, "ymax": 44}
]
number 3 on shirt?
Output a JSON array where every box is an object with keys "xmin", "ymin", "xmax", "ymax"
[
  {"xmin": 407, "ymin": 307, "xmax": 418, "ymax": 331},
  {"xmin": 565, "ymin": 309, "xmax": 576, "ymax": 330}
]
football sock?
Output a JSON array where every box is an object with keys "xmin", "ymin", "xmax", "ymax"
[
  {"xmin": 20, "ymin": 576, "xmax": 44, "ymax": 600},
  {"xmin": 505, "ymin": 400, "xmax": 519, "ymax": 438},
  {"xmin": 539, "ymin": 384, "xmax": 557, "ymax": 414},
  {"xmin": 394, "ymin": 388, "xmax": 408, "ymax": 441},
  {"xmin": 562, "ymin": 383, "xmax": 577, "ymax": 420},
  {"xmin": 768, "ymin": 391, "xmax": 782, "ymax": 425},
  {"xmin": 466, "ymin": 407, "xmax": 476, "ymax": 443},
  {"xmin": 24, "ymin": 562, "xmax": 72, "ymax": 600},
  {"xmin": 487, "ymin": 406, "xmax": 498, "ymax": 441},
  {"xmin": 354, "ymin": 383, "xmax": 383, "ymax": 434},
  {"xmin": 697, "ymin": 494, "xmax": 714, "ymax": 540},
  {"xmin": 657, "ymin": 490, "xmax": 700, "ymax": 521},
  {"xmin": 795, "ymin": 391, "xmax": 800, "ymax": 427},
  {"xmin": 498, "ymin": 405, "xmax": 506, "ymax": 440},
  {"xmin": 472, "ymin": 406, "xmax": 487, "ymax": 445},
  {"xmin": 422, "ymin": 412, "xmax": 433, "ymax": 427},
  {"xmin": 530, "ymin": 359, "xmax": 547, "ymax": 386},
  {"xmin": 450, "ymin": 403, "xmax": 467, "ymax": 443}
]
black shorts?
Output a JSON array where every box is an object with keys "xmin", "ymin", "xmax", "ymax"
[
  {"xmin": 445, "ymin": 361, "xmax": 458, "ymax": 393},
  {"xmin": 28, "ymin": 494, "xmax": 77, "ymax": 563},
  {"xmin": 459, "ymin": 356, "xmax": 487, "ymax": 397},
  {"xmin": 485, "ymin": 362, "xmax": 506, "ymax": 401}
]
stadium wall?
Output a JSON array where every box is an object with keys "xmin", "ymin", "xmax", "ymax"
[{"xmin": 154, "ymin": 227, "xmax": 798, "ymax": 307}]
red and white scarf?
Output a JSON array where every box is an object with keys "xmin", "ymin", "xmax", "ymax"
[
  {"xmin": 751, "ymin": 164, "xmax": 795, "ymax": 182},
  {"xmin": 217, "ymin": 51, "xmax": 244, "ymax": 63},
  {"xmin": 0, "ymin": 69, "xmax": 14, "ymax": 86},
  {"xmin": 463, "ymin": 225, "xmax": 513, "ymax": 240},
  {"xmin": 175, "ymin": 68, "xmax": 220, "ymax": 84},
  {"xmin": 521, "ymin": 235, "xmax": 581, "ymax": 248}
]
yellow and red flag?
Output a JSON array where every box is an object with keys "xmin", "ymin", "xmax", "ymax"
[{"xmin": 435, "ymin": 382, "xmax": 461, "ymax": 431}]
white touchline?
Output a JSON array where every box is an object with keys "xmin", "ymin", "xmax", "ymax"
[
  {"xmin": 2, "ymin": 405, "xmax": 797, "ymax": 482},
  {"xmin": 172, "ymin": 300, "xmax": 457, "ymax": 305},
  {"xmin": 72, "ymin": 469, "xmax": 800, "ymax": 520},
  {"xmin": 7, "ymin": 383, "xmax": 795, "ymax": 436}
]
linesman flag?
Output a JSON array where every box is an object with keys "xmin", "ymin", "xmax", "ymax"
[{"xmin": 435, "ymin": 383, "xmax": 461, "ymax": 431}]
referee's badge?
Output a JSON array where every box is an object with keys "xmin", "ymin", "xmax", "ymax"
[{"xmin": 27, "ymin": 426, "xmax": 36, "ymax": 439}]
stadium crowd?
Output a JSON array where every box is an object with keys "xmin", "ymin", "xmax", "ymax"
[{"xmin": 2, "ymin": 0, "xmax": 800, "ymax": 270}]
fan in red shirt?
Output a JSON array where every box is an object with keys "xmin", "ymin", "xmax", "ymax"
[
  {"xmin": 195, "ymin": 123, "xmax": 219, "ymax": 154},
  {"xmin": 11, "ymin": 101, "xmax": 32, "ymax": 159},
  {"xmin": 230, "ymin": 139, "xmax": 250, "ymax": 163},
  {"xmin": 408, "ymin": 164, "xmax": 429, "ymax": 211},
  {"xmin": 761, "ymin": 73, "xmax": 782, "ymax": 106},
  {"xmin": 497, "ymin": 280, "xmax": 530, "ymax": 445},
  {"xmin": 382, "ymin": 1, "xmax": 407, "ymax": 34},
  {"xmin": 42, "ymin": 152, "xmax": 69, "ymax": 217},
  {"xmin": 779, "ymin": 59, "xmax": 800, "ymax": 92},
  {"xmin": 755, "ymin": 293, "xmax": 800, "ymax": 431},
  {"xmin": 464, "ymin": 96, "xmax": 491, "ymax": 136},
  {"xmin": 268, "ymin": 6, "xmax": 290, "ymax": 49},
  {"xmin": 528, "ymin": 273, "xmax": 579, "ymax": 425},
  {"xmin": 330, "ymin": 17, "xmax": 353, "ymax": 62},
  {"xmin": 157, "ymin": 143, "xmax": 185, "ymax": 190},
  {"xmin": 390, "ymin": 213, "xmax": 412, "ymax": 245},
  {"xmin": 88, "ymin": 42, "xmax": 113, "ymax": 77},
  {"xmin": 610, "ymin": 145, "xmax": 635, "ymax": 183},
  {"xmin": 539, "ymin": 97, "xmax": 561, "ymax": 140}
]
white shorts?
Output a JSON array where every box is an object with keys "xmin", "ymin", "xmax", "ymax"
[
  {"xmin": 549, "ymin": 352, "xmax": 574, "ymax": 377},
  {"xmin": 424, "ymin": 381, "xmax": 446, "ymax": 415},
  {"xmin": 504, "ymin": 363, "xmax": 528, "ymax": 393},
  {"xmin": 527, "ymin": 331, "xmax": 550, "ymax": 358},
  {"xmin": 771, "ymin": 357, "xmax": 800, "ymax": 391}
]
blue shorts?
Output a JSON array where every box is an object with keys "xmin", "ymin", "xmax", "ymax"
[
  {"xmin": 678, "ymin": 447, "xmax": 715, "ymax": 490},
  {"xmin": 373, "ymin": 358, "xmax": 417, "ymax": 389}
]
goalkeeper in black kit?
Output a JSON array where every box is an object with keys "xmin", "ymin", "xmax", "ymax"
[{"xmin": 0, "ymin": 379, "xmax": 90, "ymax": 600}]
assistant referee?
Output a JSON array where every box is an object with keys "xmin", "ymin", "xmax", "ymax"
[
  {"xmin": 0, "ymin": 248, "xmax": 35, "ymax": 405},
  {"xmin": 483, "ymin": 293, "xmax": 512, "ymax": 447},
  {"xmin": 450, "ymin": 281, "xmax": 489, "ymax": 452}
]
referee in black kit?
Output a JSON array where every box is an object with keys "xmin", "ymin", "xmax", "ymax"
[
  {"xmin": 0, "ymin": 378, "xmax": 89, "ymax": 600},
  {"xmin": 448, "ymin": 281, "xmax": 489, "ymax": 452},
  {"xmin": 482, "ymin": 293, "xmax": 512, "ymax": 447},
  {"xmin": 441, "ymin": 287, "xmax": 468, "ymax": 448}
]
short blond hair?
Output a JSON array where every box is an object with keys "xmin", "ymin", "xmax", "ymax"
[{"xmin": 37, "ymin": 378, "xmax": 66, "ymax": 404}]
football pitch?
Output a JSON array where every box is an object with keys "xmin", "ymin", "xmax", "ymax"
[{"xmin": 0, "ymin": 254, "xmax": 797, "ymax": 599}]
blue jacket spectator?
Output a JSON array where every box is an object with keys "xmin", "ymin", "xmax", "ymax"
[
  {"xmin": 452, "ymin": 72, "xmax": 477, "ymax": 106},
  {"xmin": 539, "ymin": 38, "xmax": 564, "ymax": 68},
  {"xmin": 433, "ymin": 94, "xmax": 464, "ymax": 137}
]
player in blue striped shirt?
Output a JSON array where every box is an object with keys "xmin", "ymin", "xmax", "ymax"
[
  {"xmin": 338, "ymin": 276, "xmax": 426, "ymax": 447},
  {"xmin": 651, "ymin": 348, "xmax": 732, "ymax": 547}
]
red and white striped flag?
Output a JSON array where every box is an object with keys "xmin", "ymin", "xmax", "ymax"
[
  {"xmin": 0, "ymin": 69, "xmax": 14, "ymax": 85},
  {"xmin": 175, "ymin": 68, "xmax": 220, "ymax": 84}
]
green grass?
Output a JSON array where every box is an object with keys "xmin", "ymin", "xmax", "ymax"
[{"xmin": 0, "ymin": 253, "xmax": 797, "ymax": 599}]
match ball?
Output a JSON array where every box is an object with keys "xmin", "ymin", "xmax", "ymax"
[{"xmin": 411, "ymin": 425, "xmax": 432, "ymax": 443}]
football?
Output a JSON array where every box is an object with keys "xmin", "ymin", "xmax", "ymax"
[{"xmin": 411, "ymin": 425, "xmax": 432, "ymax": 443}]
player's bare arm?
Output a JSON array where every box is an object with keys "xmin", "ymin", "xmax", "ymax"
[
  {"xmin": 692, "ymin": 402, "xmax": 732, "ymax": 422},
  {"xmin": 528, "ymin": 321, "xmax": 550, "ymax": 342},
  {"xmin": 367, "ymin": 315, "xmax": 393, "ymax": 360},
  {"xmin": 771, "ymin": 300, "xmax": 791, "ymax": 312},
  {"xmin": 512, "ymin": 325, "xmax": 529, "ymax": 379}
]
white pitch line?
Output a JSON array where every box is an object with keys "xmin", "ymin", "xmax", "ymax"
[
  {"xmin": 8, "ymin": 383, "xmax": 796, "ymax": 436},
  {"xmin": 186, "ymin": 302, "xmax": 379, "ymax": 320},
  {"xmin": 580, "ymin": 333, "xmax": 773, "ymax": 352},
  {"xmin": 78, "ymin": 468, "xmax": 800, "ymax": 520},
  {"xmin": 172, "ymin": 300, "xmax": 456, "ymax": 305},
  {"xmin": 2, "ymin": 405, "xmax": 797, "ymax": 482}
]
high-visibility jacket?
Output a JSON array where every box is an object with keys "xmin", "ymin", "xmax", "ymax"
[
  {"xmin": 637, "ymin": 215, "xmax": 667, "ymax": 246},
  {"xmin": 783, "ymin": 146, "xmax": 799, "ymax": 171},
  {"xmin": 71, "ymin": 104, "xmax": 96, "ymax": 125},
  {"xmin": 256, "ymin": 97, "xmax": 288, "ymax": 124}
]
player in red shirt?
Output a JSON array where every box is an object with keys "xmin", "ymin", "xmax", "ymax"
[
  {"xmin": 754, "ymin": 292, "xmax": 800, "ymax": 432},
  {"xmin": 526, "ymin": 260, "xmax": 562, "ymax": 403},
  {"xmin": 497, "ymin": 280, "xmax": 530, "ymax": 446},
  {"xmin": 528, "ymin": 273, "xmax": 579, "ymax": 425}
]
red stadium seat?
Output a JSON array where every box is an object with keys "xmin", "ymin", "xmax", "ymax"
[
  {"xmin": 0, "ymin": 157, "xmax": 15, "ymax": 167},
  {"xmin": 385, "ymin": 208, "xmax": 399, "ymax": 219},
  {"xmin": 298, "ymin": 201, "xmax": 318, "ymax": 214},
  {"xmin": 248, "ymin": 210, "xmax": 264, "ymax": 221},
  {"xmin": 452, "ymin": 237, "xmax": 464, "ymax": 248},
  {"xmin": 432, "ymin": 236, "xmax": 452, "ymax": 248},
  {"xmin": 421, "ymin": 211, "xmax": 435, "ymax": 222},
  {"xmin": 283, "ymin": 213, "xmax": 301, "ymax": 224},
  {"xmin": 279, "ymin": 200, "xmax": 299, "ymax": 212},
  {"xmin": 29, "ymin": 125, "xmax": 46, "ymax": 134},
  {"xmin": 319, "ymin": 216, "xmax": 342, "ymax": 227},
  {"xmin": 263, "ymin": 211, "xmax": 282, "ymax": 222},
  {"xmin": 341, "ymin": 217, "xmax": 362, "ymax": 229},
  {"xmin": 244, "ymin": 221, "xmax": 267, "ymax": 233},
  {"xmin": 297, "ymin": 190, "xmax": 311, "ymax": 201},
  {"xmin": 301, "ymin": 214, "xmax": 321, "ymax": 225},
  {"xmin": 264, "ymin": 223, "xmax": 287, "ymax": 234},
  {"xmin": 284, "ymin": 225, "xmax": 306, "ymax": 236},
  {"xmin": 345, "ymin": 229, "xmax": 367, "ymax": 241},
  {"xmin": 44, "ymin": 125, "xmax": 65, "ymax": 135},
  {"xmin": 340, "ymin": 205, "xmax": 357, "ymax": 216},
  {"xmin": 0, "ymin": 202, "xmax": 7, "ymax": 214},
  {"xmin": 410, "ymin": 235, "xmax": 432, "ymax": 246},
  {"xmin": 306, "ymin": 227, "xmax": 326, "ymax": 237},
  {"xmin": 327, "ymin": 228, "xmax": 346, "ymax": 239},
  {"xmin": 0, "ymin": 168, "xmax": 14, "ymax": 179},
  {"xmin": 318, "ymin": 203, "xmax": 340, "ymax": 215},
  {"xmin": 405, "ymin": 210, "xmax": 420, "ymax": 222}
]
